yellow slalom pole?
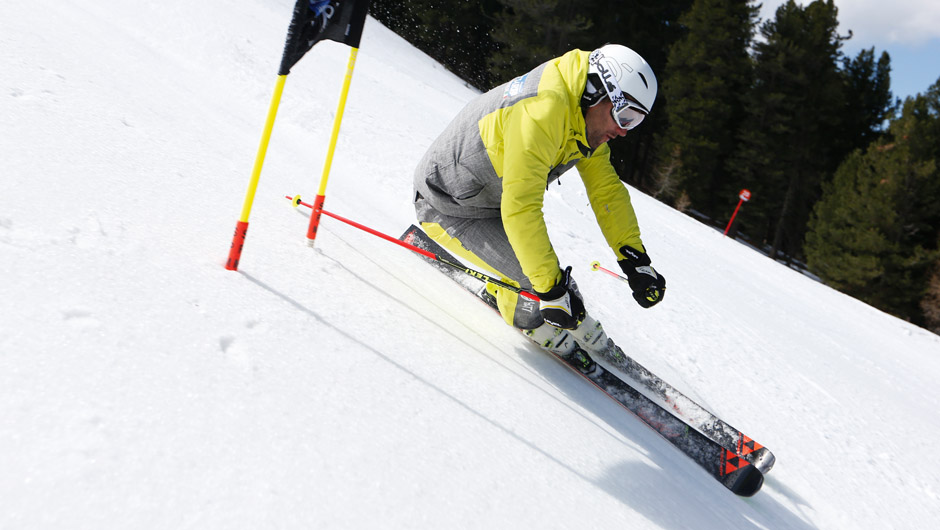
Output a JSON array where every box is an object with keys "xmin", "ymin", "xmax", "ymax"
[
  {"xmin": 306, "ymin": 47, "xmax": 359, "ymax": 247},
  {"xmin": 225, "ymin": 74, "xmax": 288, "ymax": 271}
]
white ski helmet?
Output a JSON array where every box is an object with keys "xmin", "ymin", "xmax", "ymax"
[{"xmin": 583, "ymin": 44, "xmax": 658, "ymax": 128}]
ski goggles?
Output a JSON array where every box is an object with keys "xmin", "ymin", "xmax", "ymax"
[{"xmin": 611, "ymin": 100, "xmax": 647, "ymax": 130}]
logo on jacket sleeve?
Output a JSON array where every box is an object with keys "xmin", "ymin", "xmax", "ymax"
[{"xmin": 504, "ymin": 74, "xmax": 528, "ymax": 99}]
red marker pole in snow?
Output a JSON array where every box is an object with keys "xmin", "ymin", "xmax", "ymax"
[
  {"xmin": 723, "ymin": 189, "xmax": 751, "ymax": 237},
  {"xmin": 286, "ymin": 195, "xmax": 540, "ymax": 301}
]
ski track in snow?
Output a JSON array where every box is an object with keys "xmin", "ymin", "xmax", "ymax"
[{"xmin": 2, "ymin": 1, "xmax": 940, "ymax": 528}]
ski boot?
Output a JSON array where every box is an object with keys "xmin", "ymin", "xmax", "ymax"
[{"xmin": 567, "ymin": 314, "xmax": 625, "ymax": 365}]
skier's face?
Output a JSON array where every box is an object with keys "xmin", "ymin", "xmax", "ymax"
[{"xmin": 585, "ymin": 99, "xmax": 629, "ymax": 149}]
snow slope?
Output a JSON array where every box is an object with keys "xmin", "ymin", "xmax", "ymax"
[{"xmin": 2, "ymin": 1, "xmax": 939, "ymax": 528}]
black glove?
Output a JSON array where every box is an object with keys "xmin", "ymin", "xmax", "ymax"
[
  {"xmin": 535, "ymin": 266, "xmax": 586, "ymax": 330},
  {"xmin": 618, "ymin": 246, "xmax": 666, "ymax": 308}
]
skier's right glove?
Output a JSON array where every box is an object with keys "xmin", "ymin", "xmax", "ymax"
[
  {"xmin": 535, "ymin": 266, "xmax": 586, "ymax": 330},
  {"xmin": 618, "ymin": 246, "xmax": 666, "ymax": 308}
]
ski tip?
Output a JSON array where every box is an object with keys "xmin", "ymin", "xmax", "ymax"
[
  {"xmin": 752, "ymin": 448, "xmax": 776, "ymax": 475},
  {"xmin": 729, "ymin": 466, "xmax": 764, "ymax": 497}
]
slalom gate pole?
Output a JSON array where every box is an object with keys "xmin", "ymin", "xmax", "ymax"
[
  {"xmin": 591, "ymin": 261, "xmax": 631, "ymax": 285},
  {"xmin": 723, "ymin": 199, "xmax": 744, "ymax": 237},
  {"xmin": 306, "ymin": 47, "xmax": 359, "ymax": 248},
  {"xmin": 287, "ymin": 194, "xmax": 540, "ymax": 301},
  {"xmin": 225, "ymin": 74, "xmax": 288, "ymax": 271},
  {"xmin": 723, "ymin": 189, "xmax": 751, "ymax": 237}
]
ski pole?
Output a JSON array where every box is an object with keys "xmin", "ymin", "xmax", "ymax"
[
  {"xmin": 286, "ymin": 194, "xmax": 540, "ymax": 301},
  {"xmin": 591, "ymin": 261, "xmax": 631, "ymax": 285},
  {"xmin": 592, "ymin": 261, "xmax": 666, "ymax": 304}
]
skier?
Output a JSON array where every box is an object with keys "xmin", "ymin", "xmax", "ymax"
[{"xmin": 412, "ymin": 44, "xmax": 666, "ymax": 372}]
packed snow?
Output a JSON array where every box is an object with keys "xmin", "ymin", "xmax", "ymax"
[{"xmin": 2, "ymin": 1, "xmax": 939, "ymax": 528}]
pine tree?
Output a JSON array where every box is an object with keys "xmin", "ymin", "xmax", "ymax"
[
  {"xmin": 488, "ymin": 0, "xmax": 594, "ymax": 82},
  {"xmin": 592, "ymin": 1, "xmax": 694, "ymax": 190},
  {"xmin": 369, "ymin": 0, "xmax": 502, "ymax": 90},
  {"xmin": 655, "ymin": 0, "xmax": 758, "ymax": 216},
  {"xmin": 806, "ymin": 81, "xmax": 940, "ymax": 325},
  {"xmin": 729, "ymin": 0, "xmax": 846, "ymax": 260},
  {"xmin": 840, "ymin": 48, "xmax": 895, "ymax": 152}
]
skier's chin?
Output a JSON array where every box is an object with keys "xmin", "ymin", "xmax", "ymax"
[{"xmin": 588, "ymin": 134, "xmax": 608, "ymax": 150}]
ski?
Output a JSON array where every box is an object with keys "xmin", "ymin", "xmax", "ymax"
[
  {"xmin": 554, "ymin": 352, "xmax": 764, "ymax": 496},
  {"xmin": 595, "ymin": 343, "xmax": 775, "ymax": 474},
  {"xmin": 400, "ymin": 225, "xmax": 767, "ymax": 496}
]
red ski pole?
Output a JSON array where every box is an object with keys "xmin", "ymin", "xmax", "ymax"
[
  {"xmin": 286, "ymin": 195, "xmax": 540, "ymax": 301},
  {"xmin": 591, "ymin": 261, "xmax": 631, "ymax": 285}
]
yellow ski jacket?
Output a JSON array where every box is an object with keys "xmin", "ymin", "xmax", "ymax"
[{"xmin": 414, "ymin": 49, "xmax": 644, "ymax": 293}]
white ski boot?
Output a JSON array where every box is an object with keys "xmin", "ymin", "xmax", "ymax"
[{"xmin": 566, "ymin": 314, "xmax": 626, "ymax": 364}]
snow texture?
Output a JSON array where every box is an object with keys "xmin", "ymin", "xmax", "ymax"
[{"xmin": 2, "ymin": 1, "xmax": 939, "ymax": 528}]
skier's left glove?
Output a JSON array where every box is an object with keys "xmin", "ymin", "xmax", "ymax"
[
  {"xmin": 535, "ymin": 266, "xmax": 586, "ymax": 330},
  {"xmin": 618, "ymin": 246, "xmax": 666, "ymax": 308}
]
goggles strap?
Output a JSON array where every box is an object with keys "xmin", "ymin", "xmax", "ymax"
[{"xmin": 589, "ymin": 50, "xmax": 630, "ymax": 115}]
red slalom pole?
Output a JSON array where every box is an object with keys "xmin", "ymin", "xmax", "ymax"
[
  {"xmin": 723, "ymin": 189, "xmax": 751, "ymax": 237},
  {"xmin": 286, "ymin": 195, "xmax": 540, "ymax": 301},
  {"xmin": 723, "ymin": 200, "xmax": 744, "ymax": 236}
]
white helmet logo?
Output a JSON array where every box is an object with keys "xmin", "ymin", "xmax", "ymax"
[{"xmin": 590, "ymin": 51, "xmax": 630, "ymax": 113}]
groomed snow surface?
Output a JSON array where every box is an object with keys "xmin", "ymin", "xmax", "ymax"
[{"xmin": 2, "ymin": 1, "xmax": 939, "ymax": 528}]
